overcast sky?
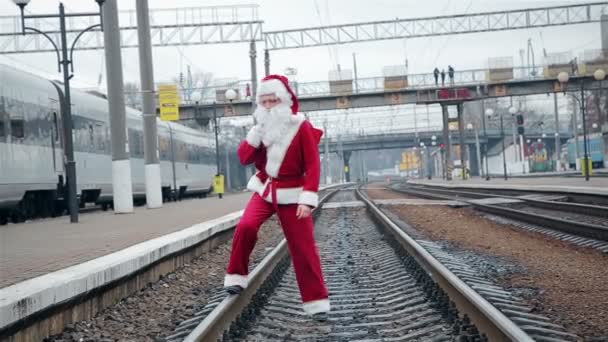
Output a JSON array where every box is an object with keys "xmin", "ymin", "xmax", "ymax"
[
  {"xmin": 0, "ymin": 0, "xmax": 598, "ymax": 88},
  {"xmin": 0, "ymin": 0, "xmax": 599, "ymax": 137}
]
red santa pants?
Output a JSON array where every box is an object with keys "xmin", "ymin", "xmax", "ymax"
[{"xmin": 225, "ymin": 193, "xmax": 330, "ymax": 314}]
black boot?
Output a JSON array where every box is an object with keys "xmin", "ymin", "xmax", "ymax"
[{"xmin": 224, "ymin": 285, "xmax": 244, "ymax": 295}]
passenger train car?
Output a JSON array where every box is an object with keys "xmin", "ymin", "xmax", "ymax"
[
  {"xmin": 566, "ymin": 133, "xmax": 605, "ymax": 169},
  {"xmin": 0, "ymin": 64, "xmax": 217, "ymax": 224}
]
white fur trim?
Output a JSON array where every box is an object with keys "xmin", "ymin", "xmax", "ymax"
[
  {"xmin": 257, "ymin": 78, "xmax": 293, "ymax": 107},
  {"xmin": 246, "ymin": 174, "xmax": 267, "ymax": 194},
  {"xmin": 262, "ymin": 186, "xmax": 303, "ymax": 204},
  {"xmin": 302, "ymin": 298, "xmax": 330, "ymax": 315},
  {"xmin": 265, "ymin": 114, "xmax": 305, "ymax": 177},
  {"xmin": 246, "ymin": 126, "xmax": 262, "ymax": 147},
  {"xmin": 298, "ymin": 191, "xmax": 318, "ymax": 208},
  {"xmin": 224, "ymin": 274, "xmax": 248, "ymax": 288}
]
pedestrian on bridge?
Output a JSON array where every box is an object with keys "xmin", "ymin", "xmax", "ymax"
[
  {"xmin": 448, "ymin": 65, "xmax": 455, "ymax": 86},
  {"xmin": 433, "ymin": 67, "xmax": 439, "ymax": 86},
  {"xmin": 224, "ymin": 74, "xmax": 330, "ymax": 320},
  {"xmin": 441, "ymin": 69, "xmax": 446, "ymax": 86}
]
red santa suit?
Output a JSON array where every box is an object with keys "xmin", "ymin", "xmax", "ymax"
[{"xmin": 224, "ymin": 75, "xmax": 330, "ymax": 315}]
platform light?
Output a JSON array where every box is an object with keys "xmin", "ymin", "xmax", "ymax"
[
  {"xmin": 466, "ymin": 123, "xmax": 473, "ymax": 130},
  {"xmin": 508, "ymin": 106, "xmax": 517, "ymax": 115},
  {"xmin": 12, "ymin": 0, "xmax": 30, "ymax": 7},
  {"xmin": 485, "ymin": 108, "xmax": 494, "ymax": 117},
  {"xmin": 225, "ymin": 89, "xmax": 237, "ymax": 101},
  {"xmin": 594, "ymin": 69, "xmax": 606, "ymax": 81},
  {"xmin": 542, "ymin": 133, "xmax": 547, "ymax": 138},
  {"xmin": 557, "ymin": 71, "xmax": 569, "ymax": 84},
  {"xmin": 592, "ymin": 123, "xmax": 599, "ymax": 129}
]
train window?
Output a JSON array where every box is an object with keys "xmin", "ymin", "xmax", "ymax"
[
  {"xmin": 88, "ymin": 124, "xmax": 94, "ymax": 147},
  {"xmin": 0, "ymin": 96, "xmax": 6, "ymax": 138},
  {"xmin": 11, "ymin": 119, "xmax": 24, "ymax": 139},
  {"xmin": 52, "ymin": 112, "xmax": 59, "ymax": 142}
]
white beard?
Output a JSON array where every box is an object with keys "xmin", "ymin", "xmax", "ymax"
[{"xmin": 254, "ymin": 103, "xmax": 295, "ymax": 147}]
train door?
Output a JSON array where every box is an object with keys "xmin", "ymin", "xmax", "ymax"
[{"xmin": 49, "ymin": 101, "xmax": 64, "ymax": 174}]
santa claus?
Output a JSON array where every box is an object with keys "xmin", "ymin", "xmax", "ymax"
[{"xmin": 223, "ymin": 74, "xmax": 330, "ymax": 320}]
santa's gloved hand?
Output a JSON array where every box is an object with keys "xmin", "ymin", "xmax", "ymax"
[{"xmin": 246, "ymin": 124, "xmax": 264, "ymax": 147}]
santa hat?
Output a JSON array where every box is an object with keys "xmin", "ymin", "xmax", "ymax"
[{"xmin": 257, "ymin": 74, "xmax": 299, "ymax": 114}]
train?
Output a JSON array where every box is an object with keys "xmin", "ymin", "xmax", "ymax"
[
  {"xmin": 566, "ymin": 133, "xmax": 605, "ymax": 169},
  {"xmin": 0, "ymin": 64, "xmax": 218, "ymax": 224}
]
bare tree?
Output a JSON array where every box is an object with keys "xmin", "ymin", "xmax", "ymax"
[
  {"xmin": 124, "ymin": 82, "xmax": 141, "ymax": 109},
  {"xmin": 172, "ymin": 70, "xmax": 214, "ymax": 103}
]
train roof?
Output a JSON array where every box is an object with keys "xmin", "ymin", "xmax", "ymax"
[{"xmin": 1, "ymin": 63, "xmax": 212, "ymax": 141}]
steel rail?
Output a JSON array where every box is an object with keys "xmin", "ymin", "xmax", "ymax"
[
  {"xmin": 393, "ymin": 186, "xmax": 608, "ymax": 241},
  {"xmin": 183, "ymin": 184, "xmax": 345, "ymax": 342},
  {"xmin": 355, "ymin": 187, "xmax": 533, "ymax": 342}
]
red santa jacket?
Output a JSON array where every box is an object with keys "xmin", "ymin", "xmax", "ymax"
[{"xmin": 238, "ymin": 114, "xmax": 323, "ymax": 208}]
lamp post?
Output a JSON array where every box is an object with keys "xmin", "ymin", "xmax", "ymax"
[
  {"xmin": 467, "ymin": 123, "xmax": 482, "ymax": 178},
  {"xmin": 213, "ymin": 89, "xmax": 238, "ymax": 199},
  {"xmin": 486, "ymin": 108, "xmax": 508, "ymax": 180},
  {"xmin": 419, "ymin": 142, "xmax": 426, "ymax": 179},
  {"xmin": 429, "ymin": 135, "xmax": 436, "ymax": 179},
  {"xmin": 13, "ymin": 0, "xmax": 105, "ymax": 223},
  {"xmin": 557, "ymin": 70, "xmax": 605, "ymax": 181},
  {"xmin": 481, "ymin": 101, "xmax": 490, "ymax": 180}
]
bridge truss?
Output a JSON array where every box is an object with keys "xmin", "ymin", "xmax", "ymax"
[
  {"xmin": 0, "ymin": 5, "xmax": 263, "ymax": 54},
  {"xmin": 264, "ymin": 2, "xmax": 607, "ymax": 50}
]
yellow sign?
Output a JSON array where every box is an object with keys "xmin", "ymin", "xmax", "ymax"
[
  {"xmin": 448, "ymin": 121, "xmax": 459, "ymax": 131},
  {"xmin": 159, "ymin": 84, "xmax": 180, "ymax": 121},
  {"xmin": 214, "ymin": 174, "xmax": 225, "ymax": 195},
  {"xmin": 344, "ymin": 166, "xmax": 349, "ymax": 173}
]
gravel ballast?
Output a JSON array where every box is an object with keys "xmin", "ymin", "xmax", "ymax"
[
  {"xmin": 45, "ymin": 217, "xmax": 287, "ymax": 342},
  {"xmin": 366, "ymin": 186, "xmax": 608, "ymax": 340}
]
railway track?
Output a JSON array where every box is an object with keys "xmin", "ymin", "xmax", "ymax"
[
  {"xmin": 394, "ymin": 184, "xmax": 608, "ymax": 244},
  {"xmin": 167, "ymin": 187, "xmax": 540, "ymax": 342}
]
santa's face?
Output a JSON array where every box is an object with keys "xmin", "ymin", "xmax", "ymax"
[{"xmin": 259, "ymin": 94, "xmax": 281, "ymax": 110}]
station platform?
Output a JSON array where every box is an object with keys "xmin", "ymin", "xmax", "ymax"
[
  {"xmin": 0, "ymin": 193, "xmax": 251, "ymax": 289},
  {"xmin": 407, "ymin": 176, "xmax": 608, "ymax": 196}
]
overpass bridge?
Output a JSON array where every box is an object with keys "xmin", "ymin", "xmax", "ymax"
[
  {"xmin": 319, "ymin": 128, "xmax": 571, "ymax": 182},
  {"xmin": 323, "ymin": 129, "xmax": 571, "ymax": 154},
  {"xmin": 178, "ymin": 71, "xmax": 601, "ymax": 121}
]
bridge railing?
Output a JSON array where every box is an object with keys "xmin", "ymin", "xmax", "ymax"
[
  {"xmin": 324, "ymin": 127, "xmax": 571, "ymax": 144},
  {"xmin": 173, "ymin": 65, "xmax": 546, "ymax": 105}
]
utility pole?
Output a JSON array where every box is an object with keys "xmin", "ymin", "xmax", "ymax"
[
  {"xmin": 553, "ymin": 92, "xmax": 561, "ymax": 171},
  {"xmin": 353, "ymin": 53, "xmax": 359, "ymax": 93},
  {"xmin": 323, "ymin": 121, "xmax": 330, "ymax": 184},
  {"xmin": 225, "ymin": 143, "xmax": 231, "ymax": 191},
  {"xmin": 457, "ymin": 103, "xmax": 466, "ymax": 179},
  {"xmin": 500, "ymin": 115, "xmax": 508, "ymax": 180},
  {"xmin": 572, "ymin": 95, "xmax": 580, "ymax": 168},
  {"xmin": 481, "ymin": 100, "xmax": 490, "ymax": 180},
  {"xmin": 264, "ymin": 49, "xmax": 270, "ymax": 76},
  {"xmin": 474, "ymin": 125, "xmax": 482, "ymax": 178},
  {"xmin": 249, "ymin": 40, "xmax": 258, "ymax": 103},
  {"xmin": 441, "ymin": 104, "xmax": 452, "ymax": 180},
  {"xmin": 103, "ymin": 0, "xmax": 133, "ymax": 213},
  {"xmin": 136, "ymin": 0, "xmax": 162, "ymax": 209}
]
